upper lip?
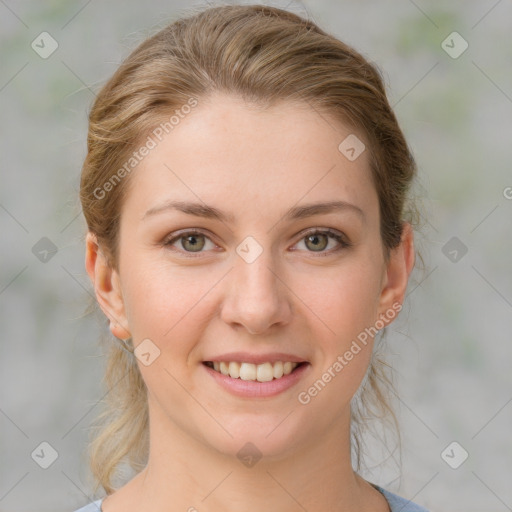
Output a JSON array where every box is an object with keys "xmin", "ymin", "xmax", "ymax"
[{"xmin": 203, "ymin": 352, "xmax": 308, "ymax": 364}]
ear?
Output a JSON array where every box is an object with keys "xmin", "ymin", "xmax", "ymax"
[
  {"xmin": 85, "ymin": 232, "xmax": 131, "ymax": 340},
  {"xmin": 377, "ymin": 222, "xmax": 415, "ymax": 324}
]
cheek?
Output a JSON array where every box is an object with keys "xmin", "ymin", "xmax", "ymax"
[
  {"xmin": 120, "ymin": 234, "xmax": 385, "ymax": 353},
  {"xmin": 313, "ymin": 259, "xmax": 383, "ymax": 340},
  {"xmin": 121, "ymin": 259, "xmax": 217, "ymax": 348},
  {"xmin": 296, "ymin": 263, "xmax": 381, "ymax": 413}
]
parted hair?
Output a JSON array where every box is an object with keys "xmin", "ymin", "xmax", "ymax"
[{"xmin": 80, "ymin": 3, "xmax": 418, "ymax": 495}]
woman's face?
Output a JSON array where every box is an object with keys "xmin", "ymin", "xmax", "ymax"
[{"xmin": 89, "ymin": 93, "xmax": 413, "ymax": 461}]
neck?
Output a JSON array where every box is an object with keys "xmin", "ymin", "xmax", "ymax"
[{"xmin": 122, "ymin": 400, "xmax": 378, "ymax": 512}]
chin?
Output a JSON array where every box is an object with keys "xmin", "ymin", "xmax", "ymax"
[{"xmin": 198, "ymin": 412, "xmax": 310, "ymax": 464}]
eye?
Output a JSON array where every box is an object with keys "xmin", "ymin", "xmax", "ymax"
[
  {"xmin": 163, "ymin": 228, "xmax": 351, "ymax": 257},
  {"xmin": 294, "ymin": 229, "xmax": 351, "ymax": 255},
  {"xmin": 164, "ymin": 230, "xmax": 217, "ymax": 255}
]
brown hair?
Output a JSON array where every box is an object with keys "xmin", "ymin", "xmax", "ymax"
[{"xmin": 80, "ymin": 3, "xmax": 417, "ymax": 496}]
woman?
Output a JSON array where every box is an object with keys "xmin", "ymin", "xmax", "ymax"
[{"xmin": 74, "ymin": 4, "xmax": 427, "ymax": 511}]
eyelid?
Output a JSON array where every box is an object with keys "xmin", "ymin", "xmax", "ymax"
[
  {"xmin": 163, "ymin": 229, "xmax": 219, "ymax": 255},
  {"xmin": 294, "ymin": 227, "xmax": 351, "ymax": 253},
  {"xmin": 299, "ymin": 227, "xmax": 349, "ymax": 242},
  {"xmin": 163, "ymin": 227, "xmax": 351, "ymax": 256}
]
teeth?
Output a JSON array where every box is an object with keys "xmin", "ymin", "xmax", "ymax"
[
  {"xmin": 273, "ymin": 361, "xmax": 284, "ymax": 379},
  {"xmin": 228, "ymin": 361, "xmax": 240, "ymax": 379},
  {"xmin": 209, "ymin": 361, "xmax": 300, "ymax": 382},
  {"xmin": 239, "ymin": 362, "xmax": 257, "ymax": 381},
  {"xmin": 256, "ymin": 362, "xmax": 274, "ymax": 382},
  {"xmin": 219, "ymin": 361, "xmax": 229, "ymax": 376}
]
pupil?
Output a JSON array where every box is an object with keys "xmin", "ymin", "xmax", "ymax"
[
  {"xmin": 307, "ymin": 234, "xmax": 327, "ymax": 251},
  {"xmin": 184, "ymin": 235, "xmax": 203, "ymax": 251}
]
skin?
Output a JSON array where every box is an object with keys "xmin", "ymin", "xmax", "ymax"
[{"xmin": 86, "ymin": 92, "xmax": 414, "ymax": 512}]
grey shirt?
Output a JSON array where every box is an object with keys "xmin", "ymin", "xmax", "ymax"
[{"xmin": 72, "ymin": 483, "xmax": 429, "ymax": 511}]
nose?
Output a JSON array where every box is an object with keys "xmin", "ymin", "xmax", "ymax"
[{"xmin": 220, "ymin": 249, "xmax": 292, "ymax": 335}]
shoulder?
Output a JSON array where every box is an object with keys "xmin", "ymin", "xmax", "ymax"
[
  {"xmin": 372, "ymin": 484, "xmax": 430, "ymax": 512},
  {"xmin": 70, "ymin": 488, "xmax": 429, "ymax": 512},
  {"xmin": 71, "ymin": 499, "xmax": 103, "ymax": 512}
]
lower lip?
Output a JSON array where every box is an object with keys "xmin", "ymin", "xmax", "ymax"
[{"xmin": 203, "ymin": 363, "xmax": 310, "ymax": 398}]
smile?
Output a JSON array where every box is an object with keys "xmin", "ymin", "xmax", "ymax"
[{"xmin": 204, "ymin": 361, "xmax": 304, "ymax": 382}]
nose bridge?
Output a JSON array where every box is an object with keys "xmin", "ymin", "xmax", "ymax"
[
  {"xmin": 237, "ymin": 247, "xmax": 278, "ymax": 297},
  {"xmin": 222, "ymin": 241, "xmax": 291, "ymax": 333}
]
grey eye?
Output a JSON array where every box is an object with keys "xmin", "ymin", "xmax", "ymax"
[
  {"xmin": 180, "ymin": 234, "xmax": 206, "ymax": 252},
  {"xmin": 304, "ymin": 233, "xmax": 329, "ymax": 252}
]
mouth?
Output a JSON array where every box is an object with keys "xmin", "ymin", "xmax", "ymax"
[{"xmin": 203, "ymin": 360, "xmax": 308, "ymax": 383}]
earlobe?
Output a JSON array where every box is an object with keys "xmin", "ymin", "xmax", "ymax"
[
  {"xmin": 377, "ymin": 222, "xmax": 415, "ymax": 322},
  {"xmin": 85, "ymin": 232, "xmax": 131, "ymax": 340}
]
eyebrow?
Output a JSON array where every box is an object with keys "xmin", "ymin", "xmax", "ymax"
[{"xmin": 142, "ymin": 199, "xmax": 365, "ymax": 223}]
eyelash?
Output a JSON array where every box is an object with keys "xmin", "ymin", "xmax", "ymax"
[{"xmin": 163, "ymin": 228, "xmax": 351, "ymax": 257}]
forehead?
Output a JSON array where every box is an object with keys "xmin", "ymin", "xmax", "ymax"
[{"xmin": 123, "ymin": 93, "xmax": 378, "ymax": 222}]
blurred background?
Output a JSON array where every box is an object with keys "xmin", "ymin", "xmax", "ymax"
[{"xmin": 1, "ymin": 1, "xmax": 511, "ymax": 511}]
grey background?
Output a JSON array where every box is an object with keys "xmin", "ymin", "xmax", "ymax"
[{"xmin": 1, "ymin": 1, "xmax": 511, "ymax": 511}]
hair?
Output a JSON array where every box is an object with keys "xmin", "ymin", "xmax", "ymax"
[{"xmin": 80, "ymin": 3, "xmax": 418, "ymax": 496}]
